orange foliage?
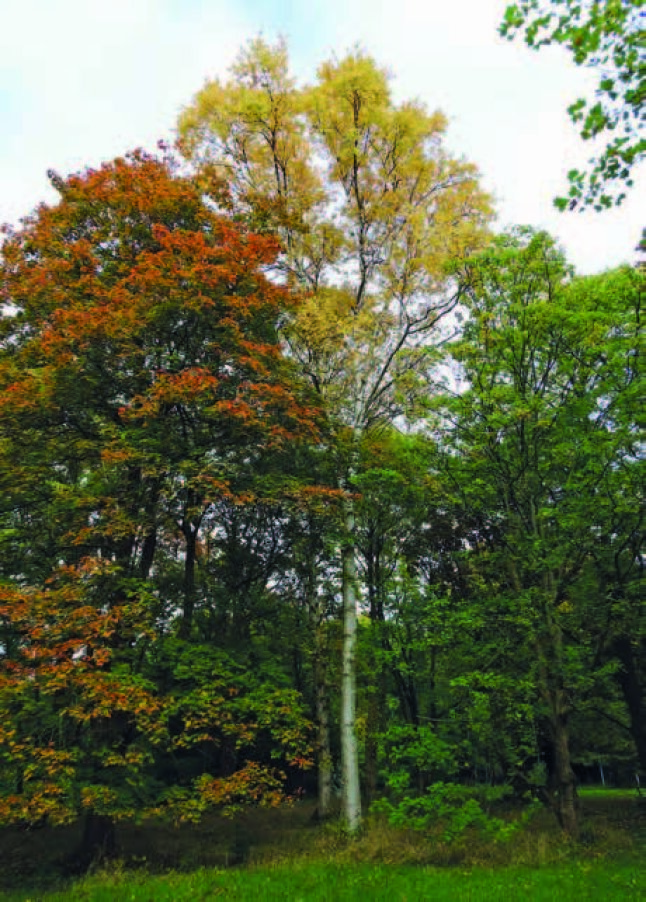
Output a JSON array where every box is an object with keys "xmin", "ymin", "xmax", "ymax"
[{"xmin": 0, "ymin": 149, "xmax": 318, "ymax": 830}]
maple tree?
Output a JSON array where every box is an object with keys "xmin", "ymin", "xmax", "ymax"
[
  {"xmin": 0, "ymin": 150, "xmax": 314, "ymax": 859},
  {"xmin": 178, "ymin": 39, "xmax": 492, "ymax": 830}
]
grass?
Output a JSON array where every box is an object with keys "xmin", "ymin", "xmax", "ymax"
[
  {"xmin": 578, "ymin": 787, "xmax": 641, "ymax": 799},
  {"xmin": 2, "ymin": 859, "xmax": 644, "ymax": 901},
  {"xmin": 1, "ymin": 789, "xmax": 644, "ymax": 900}
]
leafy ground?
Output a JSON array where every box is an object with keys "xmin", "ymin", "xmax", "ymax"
[{"xmin": 1, "ymin": 790, "xmax": 644, "ymax": 900}]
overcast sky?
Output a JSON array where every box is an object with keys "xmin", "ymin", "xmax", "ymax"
[{"xmin": 1, "ymin": 0, "xmax": 643, "ymax": 274}]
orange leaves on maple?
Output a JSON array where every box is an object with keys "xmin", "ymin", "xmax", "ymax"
[
  {"xmin": 195, "ymin": 763, "xmax": 284, "ymax": 812},
  {"xmin": 122, "ymin": 367, "xmax": 220, "ymax": 420},
  {"xmin": 0, "ymin": 146, "xmax": 319, "ymax": 831}
]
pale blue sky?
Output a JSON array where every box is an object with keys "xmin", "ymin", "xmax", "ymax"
[{"xmin": 1, "ymin": 0, "xmax": 642, "ymax": 273}]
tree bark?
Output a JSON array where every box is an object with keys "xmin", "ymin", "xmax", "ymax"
[
  {"xmin": 139, "ymin": 529, "xmax": 157, "ymax": 580},
  {"xmin": 179, "ymin": 522, "xmax": 198, "ymax": 640},
  {"xmin": 550, "ymin": 709, "xmax": 579, "ymax": 837},
  {"xmin": 364, "ymin": 541, "xmax": 385, "ymax": 804},
  {"xmin": 315, "ymin": 657, "xmax": 333, "ymax": 818},
  {"xmin": 614, "ymin": 635, "xmax": 646, "ymax": 779},
  {"xmin": 75, "ymin": 812, "xmax": 116, "ymax": 869},
  {"xmin": 341, "ymin": 492, "xmax": 362, "ymax": 832},
  {"xmin": 537, "ymin": 611, "xmax": 579, "ymax": 838},
  {"xmin": 303, "ymin": 521, "xmax": 333, "ymax": 819}
]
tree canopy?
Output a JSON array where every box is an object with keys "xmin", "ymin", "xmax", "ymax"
[
  {"xmin": 0, "ymin": 150, "xmax": 315, "ymax": 856},
  {"xmin": 0, "ymin": 36, "xmax": 643, "ymax": 865}
]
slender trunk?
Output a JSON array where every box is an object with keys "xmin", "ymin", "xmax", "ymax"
[
  {"xmin": 532, "ymin": 544, "xmax": 579, "ymax": 837},
  {"xmin": 364, "ymin": 542, "xmax": 385, "ymax": 803},
  {"xmin": 313, "ymin": 597, "xmax": 332, "ymax": 817},
  {"xmin": 429, "ymin": 646, "xmax": 438, "ymax": 724},
  {"xmin": 614, "ymin": 636, "xmax": 646, "ymax": 778},
  {"xmin": 364, "ymin": 643, "xmax": 388, "ymax": 803},
  {"xmin": 547, "ymin": 620, "xmax": 578, "ymax": 837},
  {"xmin": 315, "ymin": 656, "xmax": 333, "ymax": 818},
  {"xmin": 179, "ymin": 524, "xmax": 197, "ymax": 640},
  {"xmin": 139, "ymin": 529, "xmax": 157, "ymax": 580},
  {"xmin": 341, "ymin": 492, "xmax": 362, "ymax": 832},
  {"xmin": 303, "ymin": 522, "xmax": 333, "ymax": 819},
  {"xmin": 364, "ymin": 648, "xmax": 385, "ymax": 804}
]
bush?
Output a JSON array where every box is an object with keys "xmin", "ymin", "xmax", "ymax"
[{"xmin": 372, "ymin": 778, "xmax": 539, "ymax": 843}]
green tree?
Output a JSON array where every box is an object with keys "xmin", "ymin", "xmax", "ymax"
[
  {"xmin": 501, "ymin": 0, "xmax": 645, "ymax": 210},
  {"xmin": 439, "ymin": 229, "xmax": 643, "ymax": 834}
]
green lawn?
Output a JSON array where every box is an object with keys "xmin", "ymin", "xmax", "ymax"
[
  {"xmin": 2, "ymin": 790, "xmax": 644, "ymax": 900},
  {"xmin": 578, "ymin": 787, "xmax": 641, "ymax": 799},
  {"xmin": 3, "ymin": 859, "xmax": 644, "ymax": 901}
]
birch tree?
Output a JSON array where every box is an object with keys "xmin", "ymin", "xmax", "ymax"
[{"xmin": 178, "ymin": 39, "xmax": 491, "ymax": 830}]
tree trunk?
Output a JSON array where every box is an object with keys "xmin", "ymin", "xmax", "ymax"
[
  {"xmin": 315, "ymin": 659, "xmax": 333, "ymax": 818},
  {"xmin": 364, "ymin": 543, "xmax": 386, "ymax": 804},
  {"xmin": 341, "ymin": 493, "xmax": 362, "ymax": 832},
  {"xmin": 75, "ymin": 812, "xmax": 116, "ymax": 869},
  {"xmin": 550, "ymin": 709, "xmax": 579, "ymax": 837},
  {"xmin": 537, "ymin": 609, "xmax": 578, "ymax": 838},
  {"xmin": 304, "ymin": 524, "xmax": 333, "ymax": 820},
  {"xmin": 179, "ymin": 523, "xmax": 197, "ymax": 640},
  {"xmin": 614, "ymin": 636, "xmax": 646, "ymax": 779},
  {"xmin": 364, "ymin": 662, "xmax": 387, "ymax": 804},
  {"xmin": 139, "ymin": 529, "xmax": 157, "ymax": 580}
]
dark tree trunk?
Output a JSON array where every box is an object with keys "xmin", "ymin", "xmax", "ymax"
[
  {"xmin": 537, "ymin": 613, "xmax": 579, "ymax": 838},
  {"xmin": 364, "ymin": 543, "xmax": 386, "ymax": 803},
  {"xmin": 614, "ymin": 636, "xmax": 646, "ymax": 779},
  {"xmin": 139, "ymin": 529, "xmax": 157, "ymax": 580},
  {"xmin": 179, "ymin": 523, "xmax": 198, "ymax": 639},
  {"xmin": 314, "ymin": 655, "xmax": 333, "ymax": 818},
  {"xmin": 364, "ymin": 665, "xmax": 387, "ymax": 804},
  {"xmin": 74, "ymin": 812, "xmax": 116, "ymax": 869},
  {"xmin": 551, "ymin": 712, "xmax": 578, "ymax": 837}
]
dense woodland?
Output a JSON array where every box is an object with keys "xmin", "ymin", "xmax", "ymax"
[{"xmin": 0, "ymin": 25, "xmax": 643, "ymax": 870}]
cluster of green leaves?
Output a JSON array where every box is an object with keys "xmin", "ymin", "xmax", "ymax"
[
  {"xmin": 372, "ymin": 776, "xmax": 538, "ymax": 843},
  {"xmin": 501, "ymin": 0, "xmax": 645, "ymax": 210}
]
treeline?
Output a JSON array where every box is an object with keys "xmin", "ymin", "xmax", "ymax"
[{"xmin": 0, "ymin": 41, "xmax": 643, "ymax": 860}]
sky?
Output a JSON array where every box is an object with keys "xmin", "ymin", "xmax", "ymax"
[{"xmin": 0, "ymin": 0, "xmax": 643, "ymax": 275}]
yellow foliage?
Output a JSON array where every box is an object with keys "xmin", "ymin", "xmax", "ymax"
[{"xmin": 179, "ymin": 38, "xmax": 493, "ymax": 430}]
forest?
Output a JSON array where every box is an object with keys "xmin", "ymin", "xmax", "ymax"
[{"xmin": 0, "ymin": 4, "xmax": 644, "ymax": 897}]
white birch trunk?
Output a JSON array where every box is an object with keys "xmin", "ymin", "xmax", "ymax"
[{"xmin": 341, "ymin": 484, "xmax": 361, "ymax": 832}]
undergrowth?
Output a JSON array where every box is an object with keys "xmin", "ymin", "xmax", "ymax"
[{"xmin": 0, "ymin": 791, "xmax": 643, "ymax": 899}]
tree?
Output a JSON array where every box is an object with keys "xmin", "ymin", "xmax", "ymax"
[
  {"xmin": 0, "ymin": 150, "xmax": 314, "ymax": 859},
  {"xmin": 178, "ymin": 38, "xmax": 491, "ymax": 830},
  {"xmin": 501, "ymin": 0, "xmax": 645, "ymax": 210},
  {"xmin": 439, "ymin": 229, "xmax": 643, "ymax": 834}
]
